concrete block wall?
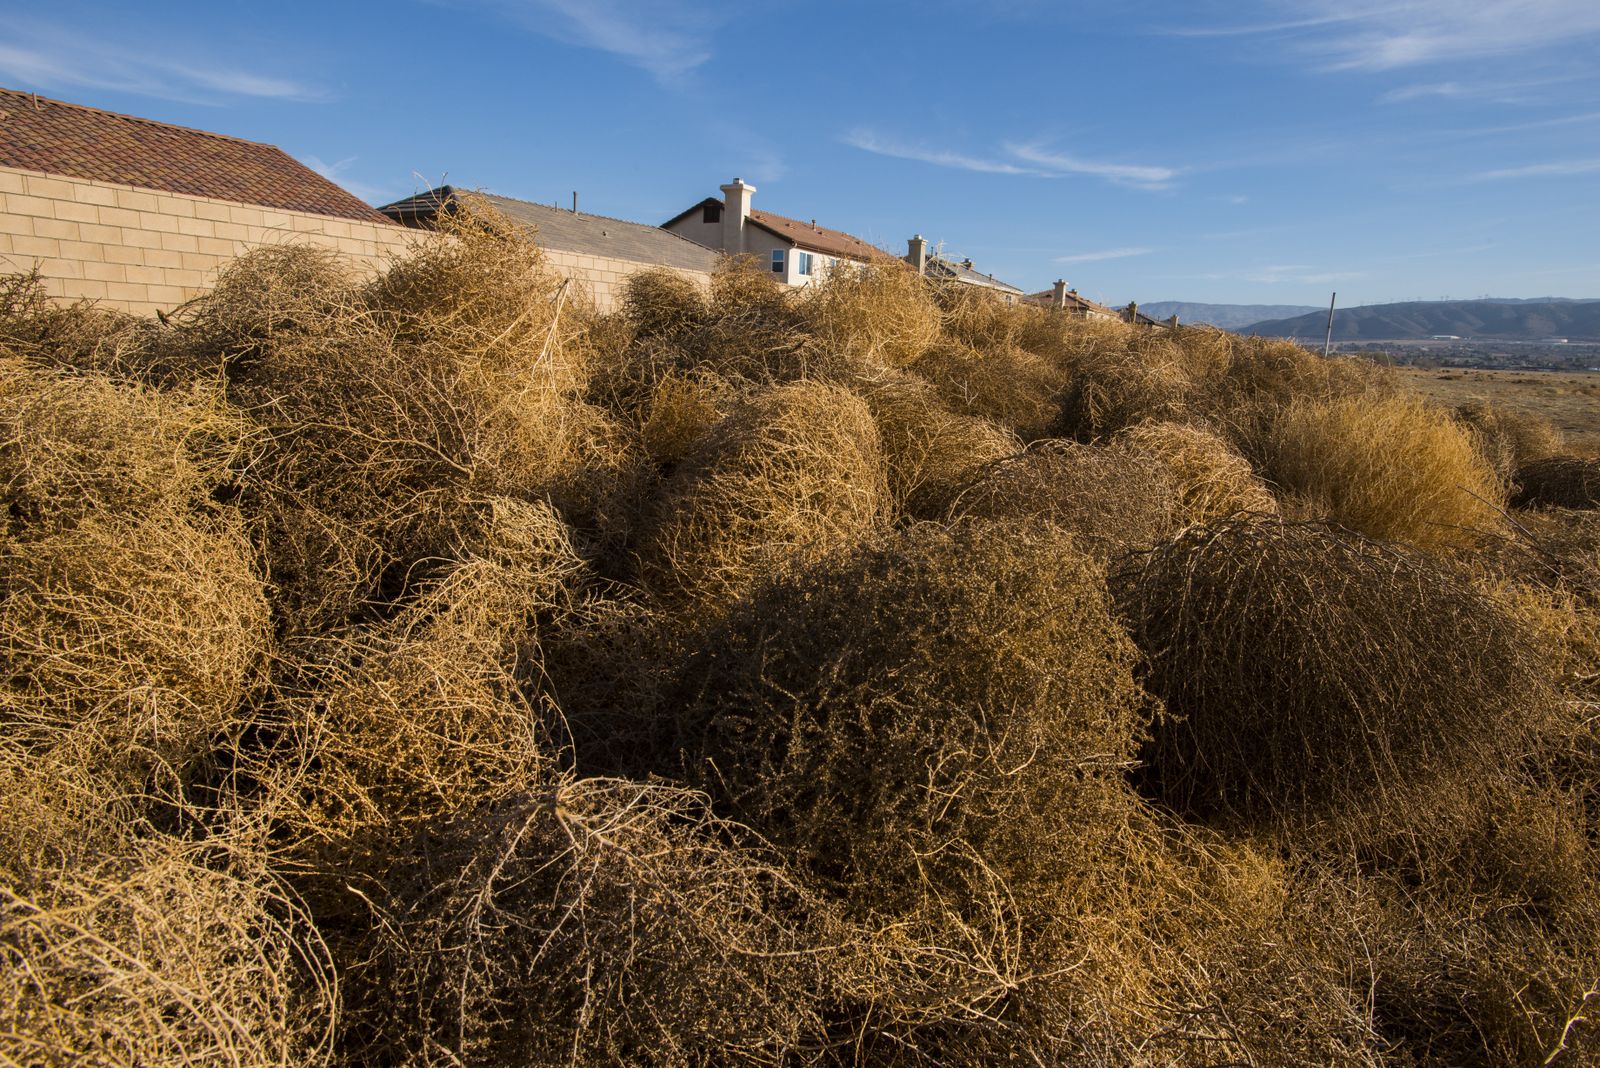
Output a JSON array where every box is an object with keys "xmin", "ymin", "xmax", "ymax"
[
  {"xmin": 542, "ymin": 247, "xmax": 712, "ymax": 313},
  {"xmin": 0, "ymin": 166, "xmax": 414, "ymax": 317},
  {"xmin": 0, "ymin": 165, "xmax": 715, "ymax": 317}
]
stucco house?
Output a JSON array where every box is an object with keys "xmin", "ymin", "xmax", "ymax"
[
  {"xmin": 662, "ymin": 178, "xmax": 894, "ymax": 287},
  {"xmin": 379, "ymin": 186, "xmax": 718, "ymax": 312},
  {"xmin": 1023, "ymin": 280, "xmax": 1126, "ymax": 321},
  {"xmin": 904, "ymin": 235, "xmax": 1023, "ymax": 303},
  {"xmin": 0, "ymin": 88, "xmax": 410, "ymax": 316}
]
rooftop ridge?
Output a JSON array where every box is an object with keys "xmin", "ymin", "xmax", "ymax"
[{"xmin": 0, "ymin": 87, "xmax": 275, "ymax": 150}]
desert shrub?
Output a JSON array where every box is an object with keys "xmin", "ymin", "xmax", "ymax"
[
  {"xmin": 671, "ymin": 519, "xmax": 1151, "ymax": 905},
  {"xmin": 710, "ymin": 253, "xmax": 789, "ymax": 318},
  {"xmin": 346, "ymin": 778, "xmax": 838, "ymax": 1067},
  {"xmin": 853, "ymin": 368, "xmax": 1019, "ymax": 521},
  {"xmin": 1264, "ymin": 392, "xmax": 1504, "ymax": 550},
  {"xmin": 0, "ymin": 359, "xmax": 247, "ymax": 537},
  {"xmin": 801, "ymin": 261, "xmax": 941, "ymax": 369},
  {"xmin": 1053, "ymin": 340, "xmax": 1195, "ymax": 441},
  {"xmin": 637, "ymin": 380, "xmax": 887, "ymax": 608},
  {"xmin": 1112, "ymin": 518, "xmax": 1556, "ymax": 820},
  {"xmin": 934, "ymin": 283, "xmax": 1038, "ymax": 351},
  {"xmin": 1454, "ymin": 398, "xmax": 1563, "ymax": 483},
  {"xmin": 638, "ymin": 367, "xmax": 734, "ymax": 466},
  {"xmin": 1, "ymin": 512, "xmax": 270, "ymax": 796},
  {"xmin": 1013, "ymin": 306, "xmax": 1134, "ymax": 374},
  {"xmin": 271, "ymin": 498, "xmax": 584, "ymax": 851},
  {"xmin": 621, "ymin": 266, "xmax": 709, "ymax": 340},
  {"xmin": 950, "ymin": 440, "xmax": 1182, "ymax": 561},
  {"xmin": 0, "ymin": 835, "xmax": 338, "ymax": 1067},
  {"xmin": 181, "ymin": 243, "xmax": 357, "ymax": 361},
  {"xmin": 908, "ymin": 340, "xmax": 1065, "ymax": 439},
  {"xmin": 212, "ymin": 216, "xmax": 610, "ymax": 630},
  {"xmin": 1116, "ymin": 419, "xmax": 1278, "ymax": 524},
  {"xmin": 1514, "ymin": 455, "xmax": 1600, "ymax": 510},
  {"xmin": 0, "ymin": 269, "xmax": 194, "ymax": 386},
  {"xmin": 663, "ymin": 520, "xmax": 1184, "ymax": 1056}
]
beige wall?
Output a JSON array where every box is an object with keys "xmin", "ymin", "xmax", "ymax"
[
  {"xmin": 0, "ymin": 166, "xmax": 712, "ymax": 317},
  {"xmin": 541, "ymin": 247, "xmax": 711, "ymax": 313},
  {"xmin": 0, "ymin": 166, "xmax": 414, "ymax": 317}
]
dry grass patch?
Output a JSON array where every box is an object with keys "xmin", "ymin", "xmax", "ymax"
[
  {"xmin": 0, "ymin": 834, "xmax": 338, "ymax": 1068},
  {"xmin": 853, "ymin": 368, "xmax": 1019, "ymax": 521},
  {"xmin": 1113, "ymin": 518, "xmax": 1556, "ymax": 820},
  {"xmin": 801, "ymin": 261, "xmax": 941, "ymax": 369},
  {"xmin": 1513, "ymin": 455, "xmax": 1600, "ymax": 510},
  {"xmin": 1116, "ymin": 419, "xmax": 1278, "ymax": 524},
  {"xmin": 1454, "ymin": 397, "xmax": 1564, "ymax": 483},
  {"xmin": 1265, "ymin": 392, "xmax": 1505, "ymax": 550},
  {"xmin": 908, "ymin": 340, "xmax": 1065, "ymax": 439},
  {"xmin": 637, "ymin": 381, "xmax": 886, "ymax": 609},
  {"xmin": 346, "ymin": 778, "xmax": 838, "ymax": 1067},
  {"xmin": 951, "ymin": 440, "xmax": 1182, "ymax": 561}
]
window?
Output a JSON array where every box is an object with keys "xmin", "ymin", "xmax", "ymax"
[
  {"xmin": 771, "ymin": 249, "xmax": 785, "ymax": 273},
  {"xmin": 702, "ymin": 203, "xmax": 722, "ymax": 224},
  {"xmin": 797, "ymin": 251, "xmax": 814, "ymax": 276}
]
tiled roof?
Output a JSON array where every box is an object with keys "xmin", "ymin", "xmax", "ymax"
[
  {"xmin": 0, "ymin": 87, "xmax": 393, "ymax": 224},
  {"xmin": 747, "ymin": 208, "xmax": 896, "ymax": 264},
  {"xmin": 379, "ymin": 187, "xmax": 720, "ymax": 274},
  {"xmin": 1023, "ymin": 288, "xmax": 1122, "ymax": 318},
  {"xmin": 927, "ymin": 255, "xmax": 1024, "ymax": 295}
]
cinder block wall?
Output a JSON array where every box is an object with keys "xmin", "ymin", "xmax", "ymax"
[
  {"xmin": 541, "ymin": 248, "xmax": 711, "ymax": 312},
  {"xmin": 0, "ymin": 166, "xmax": 414, "ymax": 316},
  {"xmin": 0, "ymin": 166, "xmax": 714, "ymax": 316}
]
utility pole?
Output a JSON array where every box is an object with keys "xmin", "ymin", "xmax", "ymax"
[{"xmin": 1323, "ymin": 292, "xmax": 1337, "ymax": 357}]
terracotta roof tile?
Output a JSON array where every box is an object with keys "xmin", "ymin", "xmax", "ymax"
[
  {"xmin": 746, "ymin": 208, "xmax": 897, "ymax": 264},
  {"xmin": 0, "ymin": 88, "xmax": 393, "ymax": 224}
]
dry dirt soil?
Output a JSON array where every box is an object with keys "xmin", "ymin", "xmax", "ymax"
[{"xmin": 1397, "ymin": 366, "xmax": 1600, "ymax": 457}]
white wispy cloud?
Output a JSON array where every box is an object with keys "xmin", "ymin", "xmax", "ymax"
[
  {"xmin": 845, "ymin": 130, "xmax": 1183, "ymax": 190},
  {"xmin": 1006, "ymin": 143, "xmax": 1183, "ymax": 189},
  {"xmin": 0, "ymin": 21, "xmax": 324, "ymax": 104},
  {"xmin": 1469, "ymin": 158, "xmax": 1600, "ymax": 182},
  {"xmin": 1175, "ymin": 1, "xmax": 1600, "ymax": 72},
  {"xmin": 465, "ymin": 0, "xmax": 717, "ymax": 82},
  {"xmin": 1054, "ymin": 247, "xmax": 1154, "ymax": 264},
  {"xmin": 302, "ymin": 156, "xmax": 398, "ymax": 206},
  {"xmin": 843, "ymin": 130, "xmax": 1037, "ymax": 175}
]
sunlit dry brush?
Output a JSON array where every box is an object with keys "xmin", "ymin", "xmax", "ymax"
[
  {"xmin": 852, "ymin": 367, "xmax": 1019, "ymax": 521},
  {"xmin": 665, "ymin": 519, "xmax": 1171, "ymax": 1053},
  {"xmin": 0, "ymin": 832, "xmax": 338, "ymax": 1068},
  {"xmin": 0, "ymin": 361, "xmax": 268, "ymax": 800},
  {"xmin": 1052, "ymin": 335, "xmax": 1197, "ymax": 441},
  {"xmin": 0, "ymin": 357, "xmax": 247, "ymax": 537},
  {"xmin": 1513, "ymin": 455, "xmax": 1600, "ymax": 510},
  {"xmin": 933, "ymin": 282, "xmax": 1041, "ymax": 352},
  {"xmin": 1115, "ymin": 419, "xmax": 1278, "ymax": 524},
  {"xmin": 203, "ymin": 220, "xmax": 620, "ymax": 630},
  {"xmin": 267, "ymin": 498, "xmax": 587, "ymax": 858},
  {"xmin": 1112, "ymin": 518, "xmax": 1556, "ymax": 821},
  {"xmin": 800, "ymin": 260, "xmax": 942, "ymax": 369},
  {"xmin": 671, "ymin": 518, "xmax": 1151, "ymax": 915},
  {"xmin": 620, "ymin": 264, "xmax": 710, "ymax": 341},
  {"xmin": 637, "ymin": 380, "xmax": 887, "ymax": 609},
  {"xmin": 950, "ymin": 439, "xmax": 1182, "ymax": 561},
  {"xmin": 1453, "ymin": 397, "xmax": 1564, "ymax": 484},
  {"xmin": 0, "ymin": 269, "xmax": 196, "ymax": 388},
  {"xmin": 345, "ymin": 778, "xmax": 839, "ymax": 1067},
  {"xmin": 907, "ymin": 339, "xmax": 1065, "ymax": 439},
  {"xmin": 1264, "ymin": 391, "xmax": 1506, "ymax": 550}
]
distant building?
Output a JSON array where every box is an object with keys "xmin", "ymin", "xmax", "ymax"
[
  {"xmin": 662, "ymin": 178, "xmax": 894, "ymax": 287},
  {"xmin": 1022, "ymin": 280, "xmax": 1124, "ymax": 321},
  {"xmin": 0, "ymin": 87, "xmax": 409, "ymax": 316},
  {"xmin": 904, "ymin": 235, "xmax": 1023, "ymax": 302},
  {"xmin": 380, "ymin": 186, "xmax": 718, "ymax": 312}
]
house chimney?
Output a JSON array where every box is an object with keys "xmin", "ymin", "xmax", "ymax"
[
  {"xmin": 1051, "ymin": 279, "xmax": 1068, "ymax": 309},
  {"xmin": 961, "ymin": 258, "xmax": 973, "ymax": 271},
  {"xmin": 906, "ymin": 235, "xmax": 927, "ymax": 275},
  {"xmin": 720, "ymin": 177, "xmax": 755, "ymax": 253}
]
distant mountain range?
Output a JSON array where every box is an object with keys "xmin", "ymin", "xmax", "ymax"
[
  {"xmin": 1242, "ymin": 299, "xmax": 1600, "ymax": 342},
  {"xmin": 1135, "ymin": 302, "xmax": 1323, "ymax": 330}
]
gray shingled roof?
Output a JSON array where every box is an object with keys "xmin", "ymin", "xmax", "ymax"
[
  {"xmin": 927, "ymin": 255, "xmax": 1024, "ymax": 295},
  {"xmin": 379, "ymin": 186, "xmax": 720, "ymax": 273}
]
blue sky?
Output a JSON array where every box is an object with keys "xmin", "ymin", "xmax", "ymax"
[{"xmin": 3, "ymin": 0, "xmax": 1597, "ymax": 305}]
